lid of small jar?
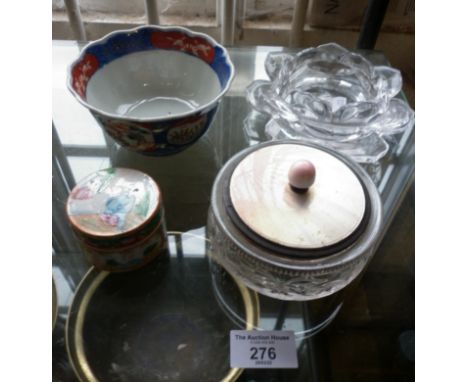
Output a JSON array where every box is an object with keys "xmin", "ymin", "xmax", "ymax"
[
  {"xmin": 227, "ymin": 143, "xmax": 369, "ymax": 255},
  {"xmin": 67, "ymin": 168, "xmax": 160, "ymax": 238}
]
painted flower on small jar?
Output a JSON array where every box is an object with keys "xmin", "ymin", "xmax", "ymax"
[
  {"xmin": 99, "ymin": 194, "xmax": 135, "ymax": 230},
  {"xmin": 70, "ymin": 186, "xmax": 93, "ymax": 200}
]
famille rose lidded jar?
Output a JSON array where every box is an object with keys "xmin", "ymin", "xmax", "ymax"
[
  {"xmin": 208, "ymin": 140, "xmax": 382, "ymax": 301},
  {"xmin": 66, "ymin": 167, "xmax": 167, "ymax": 272}
]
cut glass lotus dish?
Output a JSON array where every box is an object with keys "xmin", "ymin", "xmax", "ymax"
[{"xmin": 246, "ymin": 43, "xmax": 414, "ymax": 163}]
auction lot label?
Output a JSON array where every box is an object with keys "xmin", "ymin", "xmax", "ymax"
[{"xmin": 230, "ymin": 330, "xmax": 298, "ymax": 369}]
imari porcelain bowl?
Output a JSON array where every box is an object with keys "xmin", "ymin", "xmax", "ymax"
[{"xmin": 67, "ymin": 25, "xmax": 234, "ymax": 156}]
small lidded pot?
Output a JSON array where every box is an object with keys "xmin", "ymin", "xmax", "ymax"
[
  {"xmin": 67, "ymin": 167, "xmax": 167, "ymax": 272},
  {"xmin": 208, "ymin": 140, "xmax": 382, "ymax": 301}
]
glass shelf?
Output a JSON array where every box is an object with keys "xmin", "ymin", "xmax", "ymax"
[{"xmin": 53, "ymin": 41, "xmax": 414, "ymax": 382}]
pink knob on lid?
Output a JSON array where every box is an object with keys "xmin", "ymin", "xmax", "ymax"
[{"xmin": 288, "ymin": 159, "xmax": 316, "ymax": 193}]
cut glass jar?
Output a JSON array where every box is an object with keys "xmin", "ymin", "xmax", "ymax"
[{"xmin": 208, "ymin": 140, "xmax": 382, "ymax": 301}]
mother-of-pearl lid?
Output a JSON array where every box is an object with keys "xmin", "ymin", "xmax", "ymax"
[
  {"xmin": 227, "ymin": 143, "xmax": 369, "ymax": 256},
  {"xmin": 66, "ymin": 168, "xmax": 160, "ymax": 238}
]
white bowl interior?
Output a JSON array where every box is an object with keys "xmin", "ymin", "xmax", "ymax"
[{"xmin": 86, "ymin": 50, "xmax": 222, "ymax": 119}]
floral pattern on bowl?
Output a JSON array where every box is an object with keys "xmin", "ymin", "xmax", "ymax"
[{"xmin": 246, "ymin": 43, "xmax": 414, "ymax": 163}]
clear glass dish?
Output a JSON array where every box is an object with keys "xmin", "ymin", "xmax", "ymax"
[{"xmin": 246, "ymin": 43, "xmax": 414, "ymax": 163}]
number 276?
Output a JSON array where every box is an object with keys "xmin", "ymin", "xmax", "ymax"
[{"xmin": 250, "ymin": 347, "xmax": 276, "ymax": 360}]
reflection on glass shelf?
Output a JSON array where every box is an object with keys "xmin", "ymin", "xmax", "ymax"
[
  {"xmin": 52, "ymin": 264, "xmax": 74, "ymax": 310},
  {"xmin": 53, "ymin": 42, "xmax": 107, "ymax": 146},
  {"xmin": 258, "ymin": 317, "xmax": 305, "ymax": 336},
  {"xmin": 53, "ymin": 88, "xmax": 107, "ymax": 146},
  {"xmin": 165, "ymin": 229, "xmax": 207, "ymax": 258},
  {"xmin": 181, "ymin": 227, "xmax": 207, "ymax": 256},
  {"xmin": 67, "ymin": 156, "xmax": 111, "ymax": 183},
  {"xmin": 168, "ymin": 235, "xmax": 177, "ymax": 255}
]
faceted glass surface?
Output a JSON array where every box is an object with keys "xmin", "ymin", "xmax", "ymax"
[{"xmin": 246, "ymin": 43, "xmax": 415, "ymax": 163}]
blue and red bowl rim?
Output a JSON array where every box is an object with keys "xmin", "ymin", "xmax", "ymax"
[{"xmin": 67, "ymin": 25, "xmax": 235, "ymax": 123}]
